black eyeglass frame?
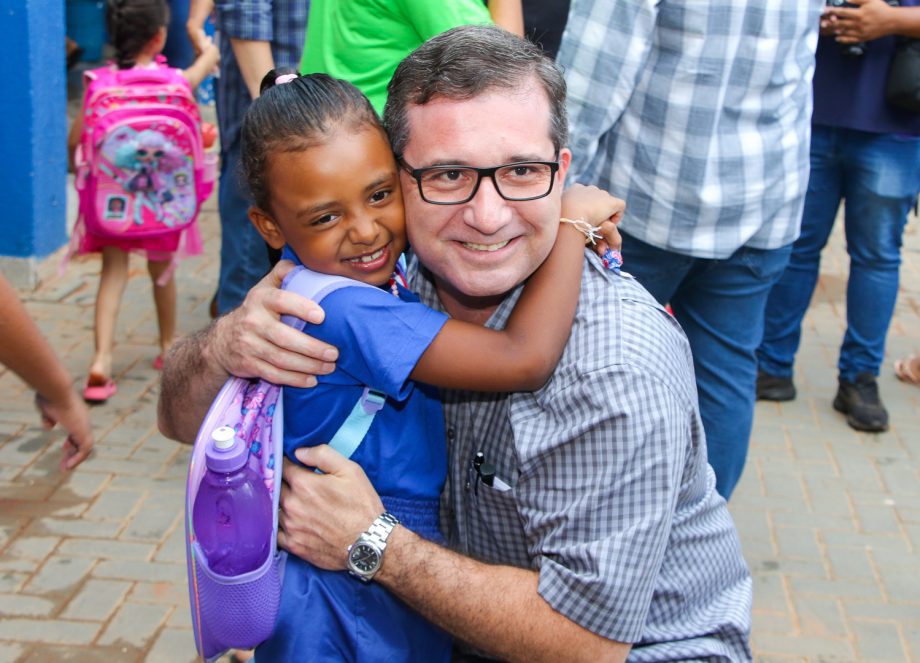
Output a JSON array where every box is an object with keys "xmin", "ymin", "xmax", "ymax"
[{"xmin": 398, "ymin": 157, "xmax": 561, "ymax": 205}]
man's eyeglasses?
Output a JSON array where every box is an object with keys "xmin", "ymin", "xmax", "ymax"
[{"xmin": 399, "ymin": 157, "xmax": 560, "ymax": 205}]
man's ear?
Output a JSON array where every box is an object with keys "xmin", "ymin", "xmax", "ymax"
[
  {"xmin": 248, "ymin": 207, "xmax": 286, "ymax": 249},
  {"xmin": 556, "ymin": 148, "xmax": 573, "ymax": 185}
]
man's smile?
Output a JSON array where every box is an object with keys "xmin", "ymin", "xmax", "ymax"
[{"xmin": 460, "ymin": 239, "xmax": 511, "ymax": 252}]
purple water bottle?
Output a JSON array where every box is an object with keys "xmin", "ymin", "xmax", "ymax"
[{"xmin": 193, "ymin": 426, "xmax": 273, "ymax": 576}]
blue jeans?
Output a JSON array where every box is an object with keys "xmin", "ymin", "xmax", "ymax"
[
  {"xmin": 758, "ymin": 126, "xmax": 920, "ymax": 383},
  {"xmin": 620, "ymin": 233, "xmax": 793, "ymax": 499},
  {"xmin": 216, "ymin": 141, "xmax": 272, "ymax": 314}
]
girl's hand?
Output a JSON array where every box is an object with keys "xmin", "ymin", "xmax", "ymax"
[
  {"xmin": 561, "ymin": 184, "xmax": 625, "ymax": 270},
  {"xmin": 35, "ymin": 391, "xmax": 94, "ymax": 471}
]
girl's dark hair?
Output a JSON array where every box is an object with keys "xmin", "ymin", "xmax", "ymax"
[
  {"xmin": 106, "ymin": 0, "xmax": 170, "ymax": 69},
  {"xmin": 241, "ymin": 70, "xmax": 382, "ymax": 212}
]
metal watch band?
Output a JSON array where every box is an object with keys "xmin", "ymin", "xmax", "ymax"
[{"xmin": 364, "ymin": 511, "xmax": 399, "ymax": 552}]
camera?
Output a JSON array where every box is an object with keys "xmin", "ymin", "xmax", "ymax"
[{"xmin": 826, "ymin": 0, "xmax": 899, "ymax": 57}]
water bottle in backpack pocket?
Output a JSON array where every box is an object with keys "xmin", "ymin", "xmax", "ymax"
[{"xmin": 193, "ymin": 427, "xmax": 273, "ymax": 576}]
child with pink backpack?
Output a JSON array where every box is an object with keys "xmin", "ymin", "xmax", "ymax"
[{"xmin": 67, "ymin": 0, "xmax": 219, "ymax": 403}]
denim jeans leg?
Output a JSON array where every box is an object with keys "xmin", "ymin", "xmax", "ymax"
[
  {"xmin": 216, "ymin": 142, "xmax": 271, "ymax": 314},
  {"xmin": 838, "ymin": 131, "xmax": 920, "ymax": 380},
  {"xmin": 672, "ymin": 244, "xmax": 793, "ymax": 499},
  {"xmin": 618, "ymin": 231, "xmax": 694, "ymax": 305},
  {"xmin": 758, "ymin": 126, "xmax": 843, "ymax": 378}
]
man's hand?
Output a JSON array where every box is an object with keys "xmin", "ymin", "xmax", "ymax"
[
  {"xmin": 186, "ymin": 0, "xmax": 214, "ymax": 55},
  {"xmin": 158, "ymin": 260, "xmax": 339, "ymax": 443},
  {"xmin": 210, "ymin": 260, "xmax": 339, "ymax": 388},
  {"xmin": 822, "ymin": 0, "xmax": 898, "ymax": 43},
  {"xmin": 35, "ymin": 392, "xmax": 94, "ymax": 471},
  {"xmin": 277, "ymin": 445, "xmax": 384, "ymax": 568}
]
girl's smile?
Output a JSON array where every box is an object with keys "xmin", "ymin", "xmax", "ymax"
[{"xmin": 249, "ymin": 125, "xmax": 407, "ymax": 286}]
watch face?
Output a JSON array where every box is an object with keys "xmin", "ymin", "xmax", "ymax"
[{"xmin": 349, "ymin": 543, "xmax": 380, "ymax": 574}]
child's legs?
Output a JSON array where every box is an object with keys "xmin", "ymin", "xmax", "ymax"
[
  {"xmin": 91, "ymin": 247, "xmax": 130, "ymax": 376},
  {"xmin": 147, "ymin": 259, "xmax": 176, "ymax": 355}
]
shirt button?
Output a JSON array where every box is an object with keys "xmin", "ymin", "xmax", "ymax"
[
  {"xmin": 447, "ymin": 428, "xmax": 456, "ymax": 440},
  {"xmin": 464, "ymin": 480, "xmax": 471, "ymax": 491}
]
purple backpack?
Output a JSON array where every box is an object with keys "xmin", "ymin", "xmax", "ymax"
[{"xmin": 185, "ymin": 267, "xmax": 381, "ymax": 661}]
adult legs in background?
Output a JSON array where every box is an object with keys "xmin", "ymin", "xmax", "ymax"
[
  {"xmin": 147, "ymin": 259, "xmax": 177, "ymax": 361},
  {"xmin": 837, "ymin": 130, "xmax": 919, "ymax": 380},
  {"xmin": 758, "ymin": 127, "xmax": 920, "ymax": 431},
  {"xmin": 216, "ymin": 142, "xmax": 271, "ymax": 314},
  {"xmin": 622, "ymin": 232, "xmax": 792, "ymax": 499},
  {"xmin": 758, "ymin": 126, "xmax": 842, "ymax": 382}
]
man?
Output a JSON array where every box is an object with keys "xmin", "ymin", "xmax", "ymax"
[
  {"xmin": 557, "ymin": 1, "xmax": 823, "ymax": 499},
  {"xmin": 757, "ymin": 0, "xmax": 920, "ymax": 432},
  {"xmin": 186, "ymin": 0, "xmax": 308, "ymax": 314},
  {"xmin": 160, "ymin": 26, "xmax": 752, "ymax": 660}
]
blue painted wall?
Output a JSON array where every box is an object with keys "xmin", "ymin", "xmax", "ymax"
[{"xmin": 0, "ymin": 1, "xmax": 68, "ymax": 259}]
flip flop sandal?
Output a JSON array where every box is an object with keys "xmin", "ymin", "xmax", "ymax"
[
  {"xmin": 152, "ymin": 355, "xmax": 164, "ymax": 371},
  {"xmin": 82, "ymin": 373, "xmax": 117, "ymax": 403},
  {"xmin": 894, "ymin": 354, "xmax": 920, "ymax": 387}
]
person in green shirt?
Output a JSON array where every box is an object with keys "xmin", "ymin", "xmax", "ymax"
[{"xmin": 300, "ymin": 0, "xmax": 522, "ymax": 114}]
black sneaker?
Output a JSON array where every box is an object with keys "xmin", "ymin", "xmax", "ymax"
[
  {"xmin": 833, "ymin": 373, "xmax": 889, "ymax": 432},
  {"xmin": 756, "ymin": 371, "xmax": 796, "ymax": 401}
]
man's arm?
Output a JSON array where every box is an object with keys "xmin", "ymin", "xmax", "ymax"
[
  {"xmin": 279, "ymin": 445, "xmax": 630, "ymax": 663},
  {"xmin": 186, "ymin": 0, "xmax": 214, "ymax": 54},
  {"xmin": 157, "ymin": 262, "xmax": 338, "ymax": 443},
  {"xmin": 488, "ymin": 0, "xmax": 524, "ymax": 36},
  {"xmin": 230, "ymin": 38, "xmax": 276, "ymax": 99},
  {"xmin": 210, "ymin": 0, "xmax": 276, "ymax": 99}
]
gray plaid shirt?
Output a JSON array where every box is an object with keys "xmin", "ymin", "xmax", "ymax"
[
  {"xmin": 558, "ymin": 0, "xmax": 822, "ymax": 259},
  {"xmin": 412, "ymin": 254, "xmax": 752, "ymax": 660},
  {"xmin": 213, "ymin": 0, "xmax": 308, "ymax": 156}
]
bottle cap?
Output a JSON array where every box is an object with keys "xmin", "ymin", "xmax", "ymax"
[
  {"xmin": 205, "ymin": 428, "xmax": 248, "ymax": 473},
  {"xmin": 211, "ymin": 426, "xmax": 236, "ymax": 450}
]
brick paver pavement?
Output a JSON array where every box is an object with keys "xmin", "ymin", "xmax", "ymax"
[{"xmin": 1, "ymin": 179, "xmax": 917, "ymax": 661}]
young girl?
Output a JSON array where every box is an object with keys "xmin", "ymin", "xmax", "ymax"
[
  {"xmin": 240, "ymin": 71, "xmax": 622, "ymax": 661},
  {"xmin": 67, "ymin": 0, "xmax": 219, "ymax": 403}
]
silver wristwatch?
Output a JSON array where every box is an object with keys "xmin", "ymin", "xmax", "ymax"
[{"xmin": 346, "ymin": 511, "xmax": 399, "ymax": 582}]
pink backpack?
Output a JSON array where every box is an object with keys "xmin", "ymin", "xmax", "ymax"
[{"xmin": 74, "ymin": 59, "xmax": 217, "ymax": 239}]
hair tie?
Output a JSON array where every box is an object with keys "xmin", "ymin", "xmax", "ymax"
[{"xmin": 275, "ymin": 73, "xmax": 298, "ymax": 85}]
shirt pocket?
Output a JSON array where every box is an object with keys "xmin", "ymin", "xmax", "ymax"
[{"xmin": 465, "ymin": 464, "xmax": 530, "ymax": 568}]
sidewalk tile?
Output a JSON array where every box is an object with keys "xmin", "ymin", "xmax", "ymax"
[
  {"xmin": 61, "ymin": 578, "xmax": 132, "ymax": 621},
  {"xmin": 97, "ymin": 602, "xmax": 169, "ymax": 648},
  {"xmin": 0, "ymin": 618, "xmax": 99, "ymax": 644}
]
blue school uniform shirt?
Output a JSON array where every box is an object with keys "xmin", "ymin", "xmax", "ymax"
[{"xmin": 257, "ymin": 247, "xmax": 451, "ymax": 662}]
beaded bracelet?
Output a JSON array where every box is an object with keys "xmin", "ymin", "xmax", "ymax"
[
  {"xmin": 559, "ymin": 217, "xmax": 603, "ymax": 246},
  {"xmin": 560, "ymin": 217, "xmax": 623, "ymax": 274}
]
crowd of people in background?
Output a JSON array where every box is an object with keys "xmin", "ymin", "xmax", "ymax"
[{"xmin": 1, "ymin": 0, "xmax": 917, "ymax": 659}]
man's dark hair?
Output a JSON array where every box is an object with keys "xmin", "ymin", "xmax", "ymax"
[{"xmin": 384, "ymin": 25, "xmax": 568, "ymax": 158}]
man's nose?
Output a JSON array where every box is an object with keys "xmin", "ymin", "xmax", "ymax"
[{"xmin": 462, "ymin": 175, "xmax": 512, "ymax": 234}]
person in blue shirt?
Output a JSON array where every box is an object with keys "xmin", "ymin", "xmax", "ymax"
[
  {"xmin": 757, "ymin": 0, "xmax": 920, "ymax": 432},
  {"xmin": 237, "ymin": 70, "xmax": 622, "ymax": 660}
]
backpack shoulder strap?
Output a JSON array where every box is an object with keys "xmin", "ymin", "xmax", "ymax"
[{"xmin": 280, "ymin": 265, "xmax": 382, "ymax": 460}]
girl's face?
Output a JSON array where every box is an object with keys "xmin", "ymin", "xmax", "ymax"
[{"xmin": 251, "ymin": 125, "xmax": 406, "ymax": 287}]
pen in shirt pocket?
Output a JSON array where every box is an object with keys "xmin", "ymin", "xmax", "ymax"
[{"xmin": 472, "ymin": 451, "xmax": 512, "ymax": 492}]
